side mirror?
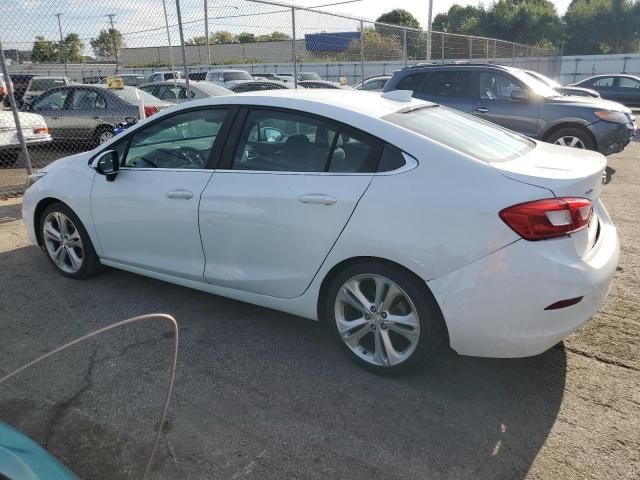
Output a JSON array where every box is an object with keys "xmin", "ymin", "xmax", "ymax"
[
  {"xmin": 511, "ymin": 89, "xmax": 530, "ymax": 102},
  {"xmin": 91, "ymin": 150, "xmax": 119, "ymax": 181}
]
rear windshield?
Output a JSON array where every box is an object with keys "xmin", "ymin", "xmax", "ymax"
[
  {"xmin": 193, "ymin": 82, "xmax": 233, "ymax": 96},
  {"xmin": 96, "ymin": 85, "xmax": 162, "ymax": 104},
  {"xmin": 384, "ymin": 105, "xmax": 534, "ymax": 163},
  {"xmin": 299, "ymin": 73, "xmax": 321, "ymax": 81},
  {"xmin": 224, "ymin": 71, "xmax": 253, "ymax": 81},
  {"xmin": 30, "ymin": 78, "xmax": 66, "ymax": 91}
]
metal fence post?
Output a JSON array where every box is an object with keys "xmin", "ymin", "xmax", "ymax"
[
  {"xmin": 174, "ymin": 0, "xmax": 190, "ymax": 92},
  {"xmin": 204, "ymin": 0, "xmax": 211, "ymax": 66},
  {"xmin": 469, "ymin": 37, "xmax": 473, "ymax": 62},
  {"xmin": 573, "ymin": 58, "xmax": 580, "ymax": 83},
  {"xmin": 493, "ymin": 39, "xmax": 497, "ymax": 63},
  {"xmin": 0, "ymin": 39, "xmax": 32, "ymax": 176},
  {"xmin": 403, "ymin": 29, "xmax": 407, "ymax": 67},
  {"xmin": 292, "ymin": 7, "xmax": 298, "ymax": 89},
  {"xmin": 360, "ymin": 20, "xmax": 365, "ymax": 85},
  {"xmin": 622, "ymin": 56, "xmax": 630, "ymax": 73},
  {"xmin": 441, "ymin": 33, "xmax": 445, "ymax": 64}
]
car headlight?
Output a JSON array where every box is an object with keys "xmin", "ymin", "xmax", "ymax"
[
  {"xmin": 594, "ymin": 111, "xmax": 629, "ymax": 124},
  {"xmin": 27, "ymin": 171, "xmax": 46, "ymax": 187}
]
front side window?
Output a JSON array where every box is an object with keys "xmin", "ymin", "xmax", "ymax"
[
  {"xmin": 123, "ymin": 109, "xmax": 228, "ymax": 169},
  {"xmin": 593, "ymin": 77, "xmax": 614, "ymax": 87},
  {"xmin": 619, "ymin": 77, "xmax": 640, "ymax": 89},
  {"xmin": 70, "ymin": 89, "xmax": 107, "ymax": 110},
  {"xmin": 384, "ymin": 105, "xmax": 534, "ymax": 163},
  {"xmin": 33, "ymin": 89, "xmax": 68, "ymax": 111},
  {"xmin": 422, "ymin": 71, "xmax": 474, "ymax": 98},
  {"xmin": 479, "ymin": 72, "xmax": 523, "ymax": 100}
]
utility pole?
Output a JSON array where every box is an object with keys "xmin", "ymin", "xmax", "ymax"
[
  {"xmin": 106, "ymin": 14, "xmax": 119, "ymax": 73},
  {"xmin": 426, "ymin": 0, "xmax": 433, "ymax": 61},
  {"xmin": 54, "ymin": 13, "xmax": 67, "ymax": 76}
]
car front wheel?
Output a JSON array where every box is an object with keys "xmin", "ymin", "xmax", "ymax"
[
  {"xmin": 325, "ymin": 261, "xmax": 444, "ymax": 374},
  {"xmin": 40, "ymin": 202, "xmax": 101, "ymax": 279},
  {"xmin": 546, "ymin": 127, "xmax": 594, "ymax": 150}
]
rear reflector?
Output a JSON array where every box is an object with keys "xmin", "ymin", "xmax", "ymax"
[
  {"xmin": 544, "ymin": 297, "xmax": 583, "ymax": 310},
  {"xmin": 499, "ymin": 197, "xmax": 592, "ymax": 241},
  {"xmin": 144, "ymin": 105, "xmax": 158, "ymax": 117}
]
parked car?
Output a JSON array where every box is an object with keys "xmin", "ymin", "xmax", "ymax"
[
  {"xmin": 523, "ymin": 70, "xmax": 600, "ymax": 98},
  {"xmin": 571, "ymin": 74, "xmax": 640, "ymax": 107},
  {"xmin": 22, "ymin": 76, "xmax": 72, "ymax": 106},
  {"xmin": 0, "ymin": 74, "xmax": 6, "ymax": 104},
  {"xmin": 298, "ymin": 72, "xmax": 322, "ymax": 81},
  {"xmin": 188, "ymin": 72, "xmax": 207, "ymax": 81},
  {"xmin": 298, "ymin": 80, "xmax": 352, "ymax": 89},
  {"xmin": 23, "ymin": 89, "xmax": 619, "ymax": 374},
  {"xmin": 26, "ymin": 85, "xmax": 171, "ymax": 145},
  {"xmin": 384, "ymin": 63, "xmax": 636, "ymax": 156},
  {"xmin": 253, "ymin": 73, "xmax": 288, "ymax": 82},
  {"xmin": 139, "ymin": 80, "xmax": 233, "ymax": 103},
  {"xmin": 0, "ymin": 110, "xmax": 51, "ymax": 166},
  {"xmin": 228, "ymin": 80, "xmax": 292, "ymax": 93},
  {"xmin": 147, "ymin": 71, "xmax": 184, "ymax": 82},
  {"xmin": 2, "ymin": 73, "xmax": 37, "ymax": 108},
  {"xmin": 99, "ymin": 73, "xmax": 148, "ymax": 87},
  {"xmin": 353, "ymin": 75, "xmax": 392, "ymax": 91},
  {"xmin": 0, "ymin": 420, "xmax": 76, "ymax": 479},
  {"xmin": 205, "ymin": 69, "xmax": 253, "ymax": 84}
]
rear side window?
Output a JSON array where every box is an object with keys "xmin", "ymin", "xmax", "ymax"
[
  {"xmin": 592, "ymin": 77, "xmax": 614, "ymax": 87},
  {"xmin": 422, "ymin": 71, "xmax": 474, "ymax": 97},
  {"xmin": 384, "ymin": 105, "xmax": 534, "ymax": 163},
  {"xmin": 378, "ymin": 144, "xmax": 406, "ymax": 172}
]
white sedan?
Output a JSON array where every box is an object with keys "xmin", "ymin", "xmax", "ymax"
[
  {"xmin": 22, "ymin": 89, "xmax": 619, "ymax": 373},
  {"xmin": 0, "ymin": 111, "xmax": 51, "ymax": 166}
]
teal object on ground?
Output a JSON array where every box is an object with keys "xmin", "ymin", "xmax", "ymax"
[{"xmin": 0, "ymin": 420, "xmax": 77, "ymax": 479}]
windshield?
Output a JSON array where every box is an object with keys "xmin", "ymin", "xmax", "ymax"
[
  {"xmin": 384, "ymin": 105, "xmax": 534, "ymax": 163},
  {"xmin": 193, "ymin": 82, "xmax": 233, "ymax": 96},
  {"xmin": 96, "ymin": 85, "xmax": 163, "ymax": 104},
  {"xmin": 525, "ymin": 71, "xmax": 561, "ymax": 89},
  {"xmin": 29, "ymin": 78, "xmax": 66, "ymax": 91},
  {"xmin": 509, "ymin": 69, "xmax": 560, "ymax": 97},
  {"xmin": 299, "ymin": 73, "xmax": 321, "ymax": 81},
  {"xmin": 224, "ymin": 71, "xmax": 253, "ymax": 81}
]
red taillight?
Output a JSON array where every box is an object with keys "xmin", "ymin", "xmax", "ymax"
[
  {"xmin": 144, "ymin": 106, "xmax": 158, "ymax": 117},
  {"xmin": 33, "ymin": 127, "xmax": 48, "ymax": 135},
  {"xmin": 499, "ymin": 197, "xmax": 592, "ymax": 241},
  {"xmin": 0, "ymin": 87, "xmax": 7, "ymax": 96}
]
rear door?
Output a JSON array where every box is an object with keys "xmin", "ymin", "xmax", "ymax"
[
  {"xmin": 199, "ymin": 107, "xmax": 380, "ymax": 298},
  {"xmin": 473, "ymin": 70, "xmax": 540, "ymax": 137},
  {"xmin": 65, "ymin": 88, "xmax": 108, "ymax": 141}
]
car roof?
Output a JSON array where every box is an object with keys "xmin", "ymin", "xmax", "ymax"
[
  {"xmin": 180, "ymin": 89, "xmax": 430, "ymax": 119},
  {"xmin": 400, "ymin": 62, "xmax": 515, "ymax": 73}
]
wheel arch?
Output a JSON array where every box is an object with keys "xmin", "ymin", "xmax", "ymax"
[
  {"xmin": 316, "ymin": 256, "xmax": 450, "ymax": 343},
  {"xmin": 541, "ymin": 122, "xmax": 597, "ymax": 150}
]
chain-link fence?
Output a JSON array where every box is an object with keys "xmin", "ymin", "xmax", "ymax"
[{"xmin": 0, "ymin": 0, "xmax": 560, "ymax": 197}]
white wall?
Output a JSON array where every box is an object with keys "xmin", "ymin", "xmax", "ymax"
[{"xmin": 559, "ymin": 53, "xmax": 640, "ymax": 84}]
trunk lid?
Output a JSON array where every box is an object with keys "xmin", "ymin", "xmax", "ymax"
[{"xmin": 492, "ymin": 141, "xmax": 606, "ymax": 257}]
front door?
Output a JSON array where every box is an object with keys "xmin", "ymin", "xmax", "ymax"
[
  {"xmin": 473, "ymin": 71, "xmax": 540, "ymax": 137},
  {"xmin": 30, "ymin": 88, "xmax": 71, "ymax": 139},
  {"xmin": 199, "ymin": 108, "xmax": 379, "ymax": 298},
  {"xmin": 65, "ymin": 88, "xmax": 108, "ymax": 143},
  {"xmin": 91, "ymin": 107, "xmax": 231, "ymax": 281}
]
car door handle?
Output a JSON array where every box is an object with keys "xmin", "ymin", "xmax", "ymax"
[
  {"xmin": 475, "ymin": 107, "xmax": 489, "ymax": 113},
  {"xmin": 166, "ymin": 189, "xmax": 193, "ymax": 200},
  {"xmin": 298, "ymin": 194, "xmax": 337, "ymax": 205}
]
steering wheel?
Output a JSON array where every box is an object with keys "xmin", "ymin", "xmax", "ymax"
[{"xmin": 177, "ymin": 146, "xmax": 206, "ymax": 168}]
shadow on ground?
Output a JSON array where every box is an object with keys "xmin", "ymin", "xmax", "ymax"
[{"xmin": 0, "ymin": 244, "xmax": 567, "ymax": 479}]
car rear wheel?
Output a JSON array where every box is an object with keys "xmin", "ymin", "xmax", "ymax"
[
  {"xmin": 40, "ymin": 202, "xmax": 101, "ymax": 279},
  {"xmin": 325, "ymin": 261, "xmax": 444, "ymax": 374},
  {"xmin": 546, "ymin": 128, "xmax": 594, "ymax": 150},
  {"xmin": 95, "ymin": 126, "xmax": 115, "ymax": 145}
]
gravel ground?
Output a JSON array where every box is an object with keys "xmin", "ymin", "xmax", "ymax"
[{"xmin": 0, "ymin": 142, "xmax": 639, "ymax": 479}]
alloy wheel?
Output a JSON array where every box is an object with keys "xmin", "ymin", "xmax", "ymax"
[
  {"xmin": 554, "ymin": 135, "xmax": 586, "ymax": 149},
  {"xmin": 43, "ymin": 211, "xmax": 84, "ymax": 274},
  {"xmin": 334, "ymin": 274, "xmax": 421, "ymax": 367},
  {"xmin": 99, "ymin": 131, "xmax": 114, "ymax": 144}
]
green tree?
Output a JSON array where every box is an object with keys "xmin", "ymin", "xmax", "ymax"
[
  {"xmin": 432, "ymin": 5, "xmax": 486, "ymax": 35},
  {"xmin": 32, "ymin": 36, "xmax": 57, "ymax": 63},
  {"xmin": 375, "ymin": 9, "xmax": 421, "ymax": 29},
  {"xmin": 343, "ymin": 29, "xmax": 403, "ymax": 61},
  {"xmin": 564, "ymin": 0, "xmax": 640, "ymax": 54},
  {"xmin": 375, "ymin": 9, "xmax": 422, "ymax": 58},
  {"xmin": 60, "ymin": 33, "xmax": 84, "ymax": 62},
  {"xmin": 212, "ymin": 31, "xmax": 236, "ymax": 44},
  {"xmin": 269, "ymin": 31, "xmax": 291, "ymax": 41},
  {"xmin": 90, "ymin": 29, "xmax": 125, "ymax": 58},
  {"xmin": 237, "ymin": 32, "xmax": 256, "ymax": 43}
]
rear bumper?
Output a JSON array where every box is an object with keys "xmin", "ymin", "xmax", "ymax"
[
  {"xmin": 589, "ymin": 120, "xmax": 635, "ymax": 156},
  {"xmin": 428, "ymin": 203, "xmax": 619, "ymax": 358}
]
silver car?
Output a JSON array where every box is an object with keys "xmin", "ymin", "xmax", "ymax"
[
  {"xmin": 27, "ymin": 85, "xmax": 171, "ymax": 145},
  {"xmin": 139, "ymin": 80, "xmax": 233, "ymax": 103}
]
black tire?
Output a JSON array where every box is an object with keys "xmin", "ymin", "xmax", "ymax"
[
  {"xmin": 39, "ymin": 202, "xmax": 102, "ymax": 279},
  {"xmin": 94, "ymin": 125, "xmax": 115, "ymax": 146},
  {"xmin": 325, "ymin": 261, "xmax": 445, "ymax": 374},
  {"xmin": 545, "ymin": 127, "xmax": 595, "ymax": 150}
]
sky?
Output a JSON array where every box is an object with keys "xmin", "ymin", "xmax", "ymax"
[{"xmin": 4, "ymin": 0, "xmax": 574, "ymax": 52}]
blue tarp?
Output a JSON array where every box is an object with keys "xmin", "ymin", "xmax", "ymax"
[{"xmin": 304, "ymin": 32, "xmax": 360, "ymax": 52}]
